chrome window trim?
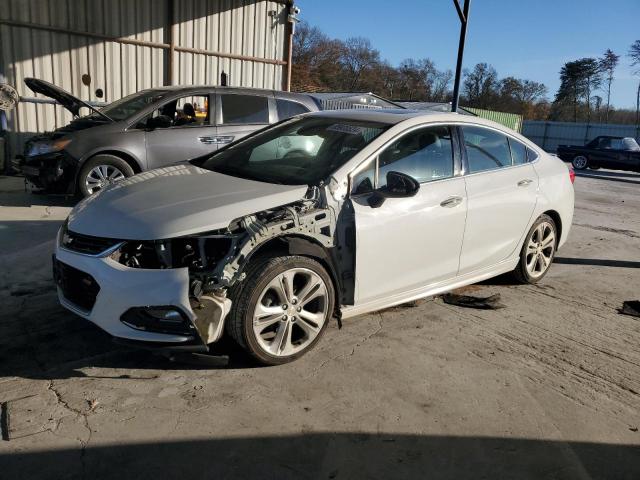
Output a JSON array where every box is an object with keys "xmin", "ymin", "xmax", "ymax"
[{"xmin": 347, "ymin": 120, "xmax": 536, "ymax": 196}]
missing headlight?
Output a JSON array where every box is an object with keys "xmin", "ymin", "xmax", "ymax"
[{"xmin": 111, "ymin": 236, "xmax": 235, "ymax": 271}]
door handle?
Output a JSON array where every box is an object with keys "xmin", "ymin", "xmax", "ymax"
[
  {"xmin": 440, "ymin": 196, "xmax": 463, "ymax": 208},
  {"xmin": 199, "ymin": 136, "xmax": 235, "ymax": 145},
  {"xmin": 517, "ymin": 179, "xmax": 533, "ymax": 187}
]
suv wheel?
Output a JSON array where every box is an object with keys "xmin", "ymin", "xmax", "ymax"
[
  {"xmin": 512, "ymin": 214, "xmax": 557, "ymax": 284},
  {"xmin": 227, "ymin": 255, "xmax": 335, "ymax": 365},
  {"xmin": 78, "ymin": 154, "xmax": 134, "ymax": 196}
]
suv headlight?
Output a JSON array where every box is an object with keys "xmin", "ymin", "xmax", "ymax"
[{"xmin": 27, "ymin": 138, "xmax": 71, "ymax": 157}]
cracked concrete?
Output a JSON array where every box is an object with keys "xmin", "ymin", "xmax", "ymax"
[{"xmin": 0, "ymin": 171, "xmax": 639, "ymax": 479}]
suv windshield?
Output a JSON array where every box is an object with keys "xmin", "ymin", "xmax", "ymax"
[
  {"xmin": 91, "ymin": 90, "xmax": 168, "ymax": 122},
  {"xmin": 195, "ymin": 117, "xmax": 389, "ymax": 185}
]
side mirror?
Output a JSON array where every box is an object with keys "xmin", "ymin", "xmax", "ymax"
[
  {"xmin": 367, "ymin": 171, "xmax": 420, "ymax": 208},
  {"xmin": 146, "ymin": 115, "xmax": 172, "ymax": 130}
]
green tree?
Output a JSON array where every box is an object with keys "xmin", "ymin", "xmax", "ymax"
[
  {"xmin": 599, "ymin": 49, "xmax": 619, "ymax": 122},
  {"xmin": 553, "ymin": 58, "xmax": 602, "ymax": 122}
]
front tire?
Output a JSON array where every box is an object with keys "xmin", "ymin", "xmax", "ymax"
[
  {"xmin": 78, "ymin": 154, "xmax": 134, "ymax": 197},
  {"xmin": 572, "ymin": 155, "xmax": 588, "ymax": 170},
  {"xmin": 512, "ymin": 214, "xmax": 557, "ymax": 284},
  {"xmin": 226, "ymin": 255, "xmax": 335, "ymax": 365}
]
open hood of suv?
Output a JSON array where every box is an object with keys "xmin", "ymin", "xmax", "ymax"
[
  {"xmin": 67, "ymin": 164, "xmax": 309, "ymax": 240},
  {"xmin": 24, "ymin": 78, "xmax": 113, "ymax": 121}
]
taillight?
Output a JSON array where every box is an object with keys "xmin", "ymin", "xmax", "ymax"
[{"xmin": 569, "ymin": 167, "xmax": 575, "ymax": 184}]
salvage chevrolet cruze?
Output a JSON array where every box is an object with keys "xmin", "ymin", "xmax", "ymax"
[{"xmin": 53, "ymin": 110, "xmax": 574, "ymax": 365}]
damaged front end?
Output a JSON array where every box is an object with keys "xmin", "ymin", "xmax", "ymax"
[{"xmin": 102, "ymin": 188, "xmax": 342, "ymax": 347}]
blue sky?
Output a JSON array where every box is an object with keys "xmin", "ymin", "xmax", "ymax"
[{"xmin": 297, "ymin": 0, "xmax": 640, "ymax": 109}]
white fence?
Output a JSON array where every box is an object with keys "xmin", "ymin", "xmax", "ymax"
[{"xmin": 522, "ymin": 121, "xmax": 640, "ymax": 152}]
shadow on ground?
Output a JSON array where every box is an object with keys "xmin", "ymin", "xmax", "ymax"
[
  {"xmin": 573, "ymin": 169, "xmax": 640, "ymax": 185},
  {"xmin": 1, "ymin": 433, "xmax": 638, "ymax": 479}
]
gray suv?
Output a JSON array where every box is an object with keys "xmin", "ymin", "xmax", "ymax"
[{"xmin": 17, "ymin": 78, "xmax": 319, "ymax": 196}]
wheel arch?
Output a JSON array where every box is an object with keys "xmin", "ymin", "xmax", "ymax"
[
  {"xmin": 541, "ymin": 209, "xmax": 562, "ymax": 246},
  {"xmin": 73, "ymin": 150, "xmax": 143, "ymax": 193},
  {"xmin": 240, "ymin": 234, "xmax": 344, "ymax": 312},
  {"xmin": 86, "ymin": 150, "xmax": 143, "ymax": 174}
]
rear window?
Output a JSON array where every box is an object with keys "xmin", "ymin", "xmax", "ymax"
[
  {"xmin": 461, "ymin": 126, "xmax": 512, "ymax": 173},
  {"xmin": 220, "ymin": 94, "xmax": 269, "ymax": 124},
  {"xmin": 508, "ymin": 138, "xmax": 528, "ymax": 165},
  {"xmin": 276, "ymin": 99, "xmax": 310, "ymax": 120}
]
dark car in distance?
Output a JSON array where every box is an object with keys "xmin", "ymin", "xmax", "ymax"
[
  {"xmin": 14, "ymin": 79, "xmax": 320, "ymax": 197},
  {"xmin": 557, "ymin": 136, "xmax": 640, "ymax": 172}
]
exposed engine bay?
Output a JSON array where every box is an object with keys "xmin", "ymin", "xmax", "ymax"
[{"xmin": 97, "ymin": 188, "xmax": 353, "ymax": 344}]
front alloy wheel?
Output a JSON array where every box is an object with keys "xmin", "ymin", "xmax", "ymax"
[
  {"xmin": 252, "ymin": 268, "xmax": 329, "ymax": 357},
  {"xmin": 78, "ymin": 154, "xmax": 135, "ymax": 197},
  {"xmin": 85, "ymin": 164, "xmax": 126, "ymax": 194},
  {"xmin": 227, "ymin": 255, "xmax": 335, "ymax": 365}
]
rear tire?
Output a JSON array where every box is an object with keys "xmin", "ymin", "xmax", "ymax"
[
  {"xmin": 78, "ymin": 154, "xmax": 134, "ymax": 197},
  {"xmin": 512, "ymin": 214, "xmax": 557, "ymax": 284},
  {"xmin": 572, "ymin": 155, "xmax": 588, "ymax": 170},
  {"xmin": 226, "ymin": 255, "xmax": 335, "ymax": 366}
]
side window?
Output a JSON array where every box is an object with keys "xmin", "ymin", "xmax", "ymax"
[
  {"xmin": 377, "ymin": 126, "xmax": 454, "ymax": 187},
  {"xmin": 609, "ymin": 138, "xmax": 624, "ymax": 150},
  {"xmin": 461, "ymin": 126, "xmax": 512, "ymax": 173},
  {"xmin": 526, "ymin": 147, "xmax": 539, "ymax": 162},
  {"xmin": 220, "ymin": 94, "xmax": 269, "ymax": 124},
  {"xmin": 508, "ymin": 137, "xmax": 528, "ymax": 165},
  {"xmin": 142, "ymin": 94, "xmax": 209, "ymax": 128},
  {"xmin": 351, "ymin": 159, "xmax": 376, "ymax": 195},
  {"xmin": 276, "ymin": 99, "xmax": 310, "ymax": 120}
]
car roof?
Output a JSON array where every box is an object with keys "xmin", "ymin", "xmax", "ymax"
[
  {"xmin": 137, "ymin": 85, "xmax": 314, "ymax": 96},
  {"xmin": 304, "ymin": 108, "xmax": 441, "ymax": 124}
]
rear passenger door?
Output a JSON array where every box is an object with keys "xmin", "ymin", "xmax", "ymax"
[
  {"xmin": 215, "ymin": 92, "xmax": 274, "ymax": 146},
  {"xmin": 458, "ymin": 125, "xmax": 538, "ymax": 275}
]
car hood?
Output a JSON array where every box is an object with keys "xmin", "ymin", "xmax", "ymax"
[
  {"xmin": 24, "ymin": 77, "xmax": 112, "ymax": 121},
  {"xmin": 67, "ymin": 164, "xmax": 309, "ymax": 240}
]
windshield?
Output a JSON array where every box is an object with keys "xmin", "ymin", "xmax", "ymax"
[
  {"xmin": 195, "ymin": 117, "xmax": 389, "ymax": 185},
  {"xmin": 92, "ymin": 90, "xmax": 168, "ymax": 121}
]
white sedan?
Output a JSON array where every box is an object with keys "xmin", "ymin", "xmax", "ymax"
[{"xmin": 53, "ymin": 110, "xmax": 574, "ymax": 365}]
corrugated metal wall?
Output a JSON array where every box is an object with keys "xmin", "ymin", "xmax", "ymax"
[
  {"xmin": 522, "ymin": 121, "xmax": 640, "ymax": 152},
  {"xmin": 0, "ymin": 0, "xmax": 289, "ymax": 159},
  {"xmin": 464, "ymin": 107, "xmax": 523, "ymax": 133}
]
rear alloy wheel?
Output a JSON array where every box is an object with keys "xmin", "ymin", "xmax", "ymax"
[
  {"xmin": 227, "ymin": 255, "xmax": 334, "ymax": 365},
  {"xmin": 78, "ymin": 154, "xmax": 134, "ymax": 197},
  {"xmin": 513, "ymin": 214, "xmax": 557, "ymax": 284},
  {"xmin": 572, "ymin": 155, "xmax": 588, "ymax": 170}
]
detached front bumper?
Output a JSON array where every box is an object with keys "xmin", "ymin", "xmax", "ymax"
[
  {"xmin": 53, "ymin": 238, "xmax": 230, "ymax": 351},
  {"xmin": 14, "ymin": 152, "xmax": 77, "ymax": 193}
]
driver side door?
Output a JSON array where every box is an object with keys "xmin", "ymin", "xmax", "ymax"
[{"xmin": 350, "ymin": 125, "xmax": 467, "ymax": 305}]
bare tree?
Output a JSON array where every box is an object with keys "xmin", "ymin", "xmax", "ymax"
[
  {"xmin": 462, "ymin": 63, "xmax": 499, "ymax": 109},
  {"xmin": 599, "ymin": 49, "xmax": 619, "ymax": 122},
  {"xmin": 341, "ymin": 37, "xmax": 380, "ymax": 91}
]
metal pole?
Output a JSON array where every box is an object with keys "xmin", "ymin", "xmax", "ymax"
[
  {"xmin": 451, "ymin": 0, "xmax": 470, "ymax": 112},
  {"xmin": 167, "ymin": 0, "xmax": 176, "ymax": 85}
]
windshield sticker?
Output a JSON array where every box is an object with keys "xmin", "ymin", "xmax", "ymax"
[{"xmin": 327, "ymin": 124, "xmax": 365, "ymax": 135}]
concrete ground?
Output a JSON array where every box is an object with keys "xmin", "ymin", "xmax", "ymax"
[{"xmin": 0, "ymin": 169, "xmax": 639, "ymax": 479}]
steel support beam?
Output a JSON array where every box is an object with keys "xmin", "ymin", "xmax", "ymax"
[{"xmin": 451, "ymin": 0, "xmax": 470, "ymax": 112}]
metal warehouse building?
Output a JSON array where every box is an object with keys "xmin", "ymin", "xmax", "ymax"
[{"xmin": 0, "ymin": 0, "xmax": 295, "ymax": 163}]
